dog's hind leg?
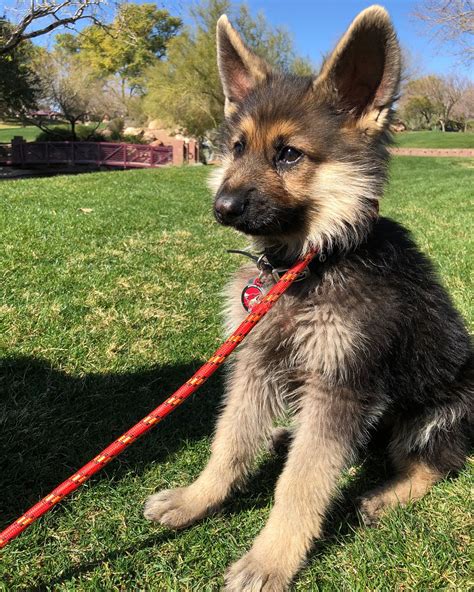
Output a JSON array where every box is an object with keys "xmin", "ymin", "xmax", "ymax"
[
  {"xmin": 359, "ymin": 392, "xmax": 471, "ymax": 526},
  {"xmin": 358, "ymin": 456, "xmax": 443, "ymax": 526},
  {"xmin": 144, "ymin": 349, "xmax": 282, "ymax": 529},
  {"xmin": 224, "ymin": 382, "xmax": 365, "ymax": 592}
]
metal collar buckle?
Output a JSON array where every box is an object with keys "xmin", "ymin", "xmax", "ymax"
[
  {"xmin": 227, "ymin": 249, "xmax": 311, "ymax": 284},
  {"xmin": 256, "ymin": 254, "xmax": 310, "ymax": 283}
]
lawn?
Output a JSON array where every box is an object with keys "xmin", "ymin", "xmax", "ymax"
[
  {"xmin": 395, "ymin": 130, "xmax": 474, "ymax": 149},
  {"xmin": 0, "ymin": 124, "xmax": 41, "ymax": 142},
  {"xmin": 0, "ymin": 123, "xmax": 106, "ymax": 143},
  {"xmin": 0, "ymin": 159, "xmax": 472, "ymax": 591}
]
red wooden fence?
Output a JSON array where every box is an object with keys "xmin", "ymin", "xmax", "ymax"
[{"xmin": 0, "ymin": 140, "xmax": 173, "ymax": 168}]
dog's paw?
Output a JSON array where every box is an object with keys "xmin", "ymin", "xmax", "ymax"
[
  {"xmin": 358, "ymin": 493, "xmax": 386, "ymax": 527},
  {"xmin": 224, "ymin": 552, "xmax": 288, "ymax": 592},
  {"xmin": 143, "ymin": 487, "xmax": 208, "ymax": 529}
]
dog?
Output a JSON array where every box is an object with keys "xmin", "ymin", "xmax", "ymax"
[{"xmin": 144, "ymin": 6, "xmax": 473, "ymax": 590}]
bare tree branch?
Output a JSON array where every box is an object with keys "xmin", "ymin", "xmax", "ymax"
[
  {"xmin": 412, "ymin": 0, "xmax": 474, "ymax": 65},
  {"xmin": 0, "ymin": 1, "xmax": 106, "ymax": 55}
]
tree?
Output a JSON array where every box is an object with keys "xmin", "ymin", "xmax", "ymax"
[
  {"xmin": 0, "ymin": 0, "xmax": 103, "ymax": 55},
  {"xmin": 34, "ymin": 49, "xmax": 116, "ymax": 140},
  {"xmin": 142, "ymin": 0, "xmax": 313, "ymax": 137},
  {"xmin": 57, "ymin": 3, "xmax": 181, "ymax": 104},
  {"xmin": 400, "ymin": 95, "xmax": 437, "ymax": 129},
  {"xmin": 451, "ymin": 85, "xmax": 474, "ymax": 130},
  {"xmin": 412, "ymin": 0, "xmax": 473, "ymax": 66},
  {"xmin": 0, "ymin": 18, "xmax": 40, "ymax": 117},
  {"xmin": 421, "ymin": 75, "xmax": 467, "ymax": 131},
  {"xmin": 233, "ymin": 4, "xmax": 302, "ymax": 72},
  {"xmin": 399, "ymin": 74, "xmax": 469, "ymax": 131}
]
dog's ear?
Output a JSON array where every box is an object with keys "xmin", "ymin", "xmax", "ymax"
[
  {"xmin": 316, "ymin": 5, "xmax": 401, "ymax": 132},
  {"xmin": 216, "ymin": 15, "xmax": 271, "ymax": 117}
]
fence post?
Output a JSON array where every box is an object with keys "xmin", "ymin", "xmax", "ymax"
[
  {"xmin": 170, "ymin": 139, "xmax": 184, "ymax": 166},
  {"xmin": 187, "ymin": 140, "xmax": 197, "ymax": 164},
  {"xmin": 11, "ymin": 136, "xmax": 26, "ymax": 166}
]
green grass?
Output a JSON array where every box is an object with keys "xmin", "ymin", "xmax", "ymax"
[
  {"xmin": 0, "ymin": 120, "xmax": 25, "ymax": 129},
  {"xmin": 395, "ymin": 130, "xmax": 474, "ymax": 149},
  {"xmin": 0, "ymin": 159, "xmax": 472, "ymax": 591},
  {"xmin": 0, "ymin": 123, "xmax": 107, "ymax": 143},
  {"xmin": 0, "ymin": 125, "xmax": 41, "ymax": 142}
]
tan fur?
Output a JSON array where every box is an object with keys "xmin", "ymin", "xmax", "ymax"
[
  {"xmin": 144, "ymin": 352, "xmax": 280, "ymax": 529},
  {"xmin": 224, "ymin": 383, "xmax": 360, "ymax": 591},
  {"xmin": 207, "ymin": 155, "xmax": 231, "ymax": 194},
  {"xmin": 223, "ymin": 264, "xmax": 364, "ymax": 384},
  {"xmin": 145, "ymin": 262, "xmax": 372, "ymax": 591},
  {"xmin": 238, "ymin": 116, "xmax": 300, "ymax": 151},
  {"xmin": 355, "ymin": 107, "xmax": 393, "ymax": 134},
  {"xmin": 145, "ymin": 298, "xmax": 363, "ymax": 588},
  {"xmin": 304, "ymin": 161, "xmax": 380, "ymax": 252},
  {"xmin": 245, "ymin": 158, "xmax": 381, "ymax": 262},
  {"xmin": 359, "ymin": 460, "xmax": 443, "ymax": 525},
  {"xmin": 318, "ymin": 6, "xmax": 391, "ymax": 81},
  {"xmin": 317, "ymin": 5, "xmax": 400, "ymax": 134},
  {"xmin": 144, "ymin": 7, "xmax": 427, "ymax": 592},
  {"xmin": 217, "ymin": 15, "xmax": 270, "ymax": 118}
]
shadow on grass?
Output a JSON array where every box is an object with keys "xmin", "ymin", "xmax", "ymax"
[
  {"xmin": 29, "ymin": 530, "xmax": 179, "ymax": 592},
  {"xmin": 28, "ymin": 422, "xmax": 395, "ymax": 591},
  {"xmin": 0, "ymin": 355, "xmax": 222, "ymax": 525},
  {"xmin": 0, "ymin": 355, "xmax": 410, "ymax": 590}
]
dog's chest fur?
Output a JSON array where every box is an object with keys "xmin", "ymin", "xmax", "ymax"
[{"xmin": 223, "ymin": 260, "xmax": 364, "ymax": 386}]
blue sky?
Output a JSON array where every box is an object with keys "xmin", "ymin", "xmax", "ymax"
[
  {"xmin": 183, "ymin": 0, "xmax": 471, "ymax": 76},
  {"xmin": 243, "ymin": 0, "xmax": 455, "ymax": 74},
  {"xmin": 3, "ymin": 0, "xmax": 471, "ymax": 76}
]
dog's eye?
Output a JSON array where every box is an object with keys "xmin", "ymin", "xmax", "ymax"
[
  {"xmin": 233, "ymin": 141, "xmax": 245, "ymax": 157},
  {"xmin": 277, "ymin": 146, "xmax": 302, "ymax": 165}
]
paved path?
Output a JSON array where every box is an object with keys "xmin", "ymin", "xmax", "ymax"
[{"xmin": 392, "ymin": 148, "xmax": 473, "ymax": 157}]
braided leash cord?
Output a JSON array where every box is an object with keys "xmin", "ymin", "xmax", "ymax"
[{"xmin": 0, "ymin": 250, "xmax": 316, "ymax": 549}]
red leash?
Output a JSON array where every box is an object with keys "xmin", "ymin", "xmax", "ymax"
[{"xmin": 0, "ymin": 250, "xmax": 316, "ymax": 549}]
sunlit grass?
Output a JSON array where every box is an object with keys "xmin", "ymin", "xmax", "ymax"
[
  {"xmin": 395, "ymin": 130, "xmax": 474, "ymax": 149},
  {"xmin": 0, "ymin": 158, "xmax": 472, "ymax": 590}
]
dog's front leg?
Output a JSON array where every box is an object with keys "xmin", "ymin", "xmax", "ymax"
[
  {"xmin": 144, "ymin": 349, "xmax": 280, "ymax": 529},
  {"xmin": 224, "ymin": 383, "xmax": 363, "ymax": 592}
]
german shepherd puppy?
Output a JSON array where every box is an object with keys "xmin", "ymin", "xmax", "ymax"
[{"xmin": 144, "ymin": 6, "xmax": 472, "ymax": 590}]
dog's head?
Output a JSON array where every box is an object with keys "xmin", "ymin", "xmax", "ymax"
[{"xmin": 210, "ymin": 5, "xmax": 401, "ymax": 257}]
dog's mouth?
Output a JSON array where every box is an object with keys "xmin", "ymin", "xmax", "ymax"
[{"xmin": 214, "ymin": 192, "xmax": 308, "ymax": 237}]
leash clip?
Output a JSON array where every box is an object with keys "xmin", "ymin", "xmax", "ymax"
[{"xmin": 257, "ymin": 254, "xmax": 310, "ymax": 283}]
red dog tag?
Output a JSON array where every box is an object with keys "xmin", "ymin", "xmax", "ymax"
[{"xmin": 241, "ymin": 277, "xmax": 264, "ymax": 312}]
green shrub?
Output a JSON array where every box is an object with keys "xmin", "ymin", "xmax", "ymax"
[
  {"xmin": 121, "ymin": 133, "xmax": 148, "ymax": 144},
  {"xmin": 35, "ymin": 125, "xmax": 105, "ymax": 142},
  {"xmin": 105, "ymin": 117, "xmax": 125, "ymax": 140}
]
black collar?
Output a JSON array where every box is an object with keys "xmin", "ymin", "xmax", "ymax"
[{"xmin": 227, "ymin": 248, "xmax": 328, "ymax": 282}]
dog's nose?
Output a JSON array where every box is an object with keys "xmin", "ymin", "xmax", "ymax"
[{"xmin": 214, "ymin": 193, "xmax": 246, "ymax": 223}]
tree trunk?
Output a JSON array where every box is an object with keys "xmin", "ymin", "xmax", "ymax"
[
  {"xmin": 439, "ymin": 119, "xmax": 446, "ymax": 132},
  {"xmin": 121, "ymin": 77, "xmax": 126, "ymax": 103},
  {"xmin": 71, "ymin": 119, "xmax": 77, "ymax": 142}
]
